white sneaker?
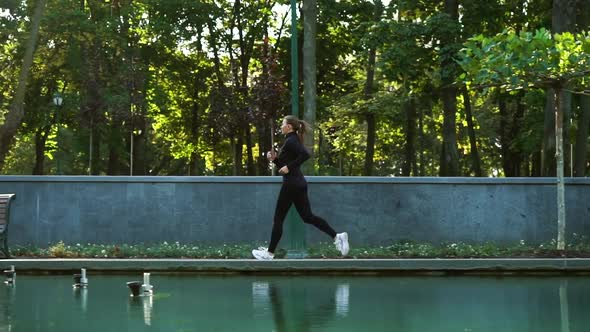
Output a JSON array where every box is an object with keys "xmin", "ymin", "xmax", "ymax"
[
  {"xmin": 252, "ymin": 248, "xmax": 274, "ymax": 260},
  {"xmin": 334, "ymin": 232, "xmax": 350, "ymax": 256}
]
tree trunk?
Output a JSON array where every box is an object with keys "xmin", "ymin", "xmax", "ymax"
[
  {"xmin": 246, "ymin": 126, "xmax": 255, "ymax": 175},
  {"xmin": 107, "ymin": 122, "xmax": 123, "ymax": 175},
  {"xmin": 257, "ymin": 124, "xmax": 270, "ymax": 176},
  {"xmin": 575, "ymin": 94, "xmax": 590, "ymax": 177},
  {"xmin": 91, "ymin": 124, "xmax": 100, "ymax": 175},
  {"xmin": 302, "ymin": 0, "xmax": 317, "ymax": 175},
  {"xmin": 131, "ymin": 70, "xmax": 148, "ymax": 176},
  {"xmin": 257, "ymin": 28, "xmax": 272, "ymax": 177},
  {"xmin": 188, "ymin": 78, "xmax": 202, "ymax": 176},
  {"xmin": 188, "ymin": 139, "xmax": 201, "ymax": 176},
  {"xmin": 439, "ymin": 0, "xmax": 460, "ymax": 176},
  {"xmin": 462, "ymin": 86, "xmax": 483, "ymax": 176},
  {"xmin": 363, "ymin": 56, "xmax": 376, "ymax": 176},
  {"xmin": 500, "ymin": 92, "xmax": 525, "ymax": 177},
  {"xmin": 233, "ymin": 0, "xmax": 261, "ymax": 177},
  {"xmin": 132, "ymin": 119, "xmax": 147, "ymax": 176},
  {"xmin": 364, "ymin": 113, "xmax": 376, "ymax": 176},
  {"xmin": 555, "ymin": 88, "xmax": 566, "ymax": 251},
  {"xmin": 418, "ymin": 108, "xmax": 426, "ymax": 176},
  {"xmin": 234, "ymin": 137, "xmax": 238, "ymax": 176},
  {"xmin": 563, "ymin": 96, "xmax": 573, "ymax": 176},
  {"xmin": 574, "ymin": 0, "xmax": 590, "ymax": 176},
  {"xmin": 542, "ymin": 91, "xmax": 556, "ymax": 176},
  {"xmin": 522, "ymin": 156, "xmax": 531, "ymax": 178},
  {"xmin": 440, "ymin": 87, "xmax": 460, "ymax": 176},
  {"xmin": 207, "ymin": 17, "xmax": 224, "ymax": 90},
  {"xmin": 513, "ymin": 94, "xmax": 525, "ymax": 175},
  {"xmin": 32, "ymin": 127, "xmax": 49, "ymax": 175},
  {"xmin": 499, "ymin": 95, "xmax": 511, "ymax": 175},
  {"xmin": 551, "ymin": 0, "xmax": 576, "ymax": 250},
  {"xmin": 234, "ymin": 133, "xmax": 243, "ymax": 176},
  {"xmin": 578, "ymin": 0, "xmax": 590, "ymax": 31},
  {"xmin": 0, "ymin": 0, "xmax": 47, "ymax": 172},
  {"xmin": 81, "ymin": 2, "xmax": 104, "ymax": 175},
  {"xmin": 553, "ymin": 0, "xmax": 577, "ymax": 33},
  {"xmin": 402, "ymin": 99, "xmax": 416, "ymax": 176},
  {"xmin": 545, "ymin": 0, "xmax": 577, "ymax": 176},
  {"xmin": 362, "ymin": 1, "xmax": 383, "ymax": 176},
  {"xmin": 531, "ymin": 151, "xmax": 542, "ymax": 176},
  {"xmin": 119, "ymin": 0, "xmax": 148, "ymax": 176}
]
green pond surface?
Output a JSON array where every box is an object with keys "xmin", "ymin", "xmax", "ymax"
[{"xmin": 1, "ymin": 274, "xmax": 589, "ymax": 331}]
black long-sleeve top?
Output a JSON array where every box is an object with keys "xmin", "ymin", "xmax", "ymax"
[{"xmin": 272, "ymin": 132, "xmax": 310, "ymax": 185}]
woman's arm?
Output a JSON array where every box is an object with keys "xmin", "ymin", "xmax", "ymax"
[{"xmin": 272, "ymin": 155, "xmax": 285, "ymax": 168}]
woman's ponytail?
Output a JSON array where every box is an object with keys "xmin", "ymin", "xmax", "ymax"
[{"xmin": 297, "ymin": 119, "xmax": 309, "ymax": 144}]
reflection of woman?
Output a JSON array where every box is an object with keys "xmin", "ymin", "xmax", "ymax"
[
  {"xmin": 269, "ymin": 284, "xmax": 288, "ymax": 332},
  {"xmin": 252, "ymin": 115, "xmax": 349, "ymax": 261},
  {"xmin": 268, "ymin": 282, "xmax": 348, "ymax": 332}
]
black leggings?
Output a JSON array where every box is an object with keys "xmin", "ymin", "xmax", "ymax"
[{"xmin": 268, "ymin": 183, "xmax": 337, "ymax": 253}]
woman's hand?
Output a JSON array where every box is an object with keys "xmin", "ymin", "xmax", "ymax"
[
  {"xmin": 266, "ymin": 150, "xmax": 276, "ymax": 161},
  {"xmin": 278, "ymin": 166, "xmax": 289, "ymax": 174}
]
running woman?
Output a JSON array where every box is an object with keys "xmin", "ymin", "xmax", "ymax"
[{"xmin": 252, "ymin": 115, "xmax": 349, "ymax": 260}]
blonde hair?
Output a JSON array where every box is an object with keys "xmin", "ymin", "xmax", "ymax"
[{"xmin": 284, "ymin": 115, "xmax": 309, "ymax": 143}]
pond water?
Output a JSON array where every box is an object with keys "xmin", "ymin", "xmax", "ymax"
[{"xmin": 1, "ymin": 274, "xmax": 589, "ymax": 331}]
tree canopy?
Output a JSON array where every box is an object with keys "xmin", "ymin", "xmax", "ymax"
[{"xmin": 0, "ymin": 0, "xmax": 589, "ymax": 177}]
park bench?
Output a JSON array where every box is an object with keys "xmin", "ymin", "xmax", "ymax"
[{"xmin": 0, "ymin": 194, "xmax": 16, "ymax": 258}]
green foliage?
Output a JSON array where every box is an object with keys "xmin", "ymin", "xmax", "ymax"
[
  {"xmin": 13, "ymin": 236, "xmax": 590, "ymax": 259},
  {"xmin": 459, "ymin": 28, "xmax": 590, "ymax": 91},
  {"xmin": 1, "ymin": 0, "xmax": 589, "ymax": 177},
  {"xmin": 23, "ymin": 241, "xmax": 265, "ymax": 259},
  {"xmin": 309, "ymin": 236, "xmax": 590, "ymax": 258}
]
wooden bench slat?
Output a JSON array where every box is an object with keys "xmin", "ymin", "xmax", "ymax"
[{"xmin": 0, "ymin": 193, "xmax": 14, "ymax": 257}]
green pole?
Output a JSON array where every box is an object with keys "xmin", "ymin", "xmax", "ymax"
[
  {"xmin": 285, "ymin": 0, "xmax": 306, "ymax": 258},
  {"xmin": 290, "ymin": 0, "xmax": 299, "ymax": 116}
]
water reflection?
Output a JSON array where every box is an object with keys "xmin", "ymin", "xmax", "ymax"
[
  {"xmin": 335, "ymin": 283, "xmax": 350, "ymax": 317},
  {"xmin": 560, "ymin": 280, "xmax": 570, "ymax": 332},
  {"xmin": 0, "ymin": 275, "xmax": 588, "ymax": 332},
  {"xmin": 127, "ymin": 295, "xmax": 153, "ymax": 327},
  {"xmin": 1, "ymin": 284, "xmax": 15, "ymax": 332},
  {"xmin": 252, "ymin": 280, "xmax": 350, "ymax": 332},
  {"xmin": 73, "ymin": 288, "xmax": 88, "ymax": 314}
]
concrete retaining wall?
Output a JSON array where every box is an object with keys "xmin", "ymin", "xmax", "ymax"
[{"xmin": 0, "ymin": 176, "xmax": 588, "ymax": 247}]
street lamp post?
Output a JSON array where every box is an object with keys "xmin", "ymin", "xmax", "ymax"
[{"xmin": 53, "ymin": 92, "xmax": 63, "ymax": 175}]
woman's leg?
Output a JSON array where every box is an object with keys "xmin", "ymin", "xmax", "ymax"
[
  {"xmin": 268, "ymin": 184, "xmax": 294, "ymax": 253},
  {"xmin": 292, "ymin": 186, "xmax": 337, "ymax": 239}
]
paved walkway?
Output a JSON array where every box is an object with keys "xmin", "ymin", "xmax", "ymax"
[{"xmin": 2, "ymin": 258, "xmax": 590, "ymax": 274}]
